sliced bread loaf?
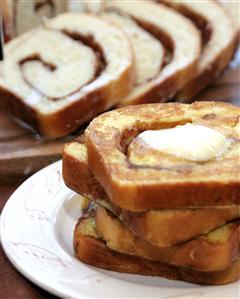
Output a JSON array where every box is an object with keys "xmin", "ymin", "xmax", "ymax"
[
  {"xmin": 0, "ymin": 13, "xmax": 134, "ymax": 137},
  {"xmin": 160, "ymin": 0, "xmax": 239, "ymax": 99},
  {"xmin": 104, "ymin": 0, "xmax": 201, "ymax": 106},
  {"xmin": 68, "ymin": 0, "xmax": 201, "ymax": 105}
]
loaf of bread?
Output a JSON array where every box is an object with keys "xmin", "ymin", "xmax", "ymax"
[{"xmin": 0, "ymin": 13, "xmax": 134, "ymax": 137}]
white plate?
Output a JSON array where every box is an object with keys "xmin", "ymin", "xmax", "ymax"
[{"xmin": 0, "ymin": 161, "xmax": 239, "ymax": 299}]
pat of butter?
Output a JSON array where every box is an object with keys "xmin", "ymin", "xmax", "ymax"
[{"xmin": 136, "ymin": 123, "xmax": 230, "ymax": 161}]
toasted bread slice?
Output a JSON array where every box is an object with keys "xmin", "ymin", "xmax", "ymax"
[
  {"xmin": 85, "ymin": 102, "xmax": 240, "ymax": 211},
  {"xmin": 160, "ymin": 0, "xmax": 239, "ymax": 99},
  {"xmin": 74, "ymin": 213, "xmax": 240, "ymax": 285},
  {"xmin": 63, "ymin": 139, "xmax": 240, "ymax": 247},
  {"xmin": 0, "ymin": 13, "xmax": 134, "ymax": 137},
  {"xmin": 95, "ymin": 206, "xmax": 240, "ymax": 272}
]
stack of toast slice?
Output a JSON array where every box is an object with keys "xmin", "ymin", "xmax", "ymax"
[{"xmin": 63, "ymin": 101, "xmax": 240, "ymax": 285}]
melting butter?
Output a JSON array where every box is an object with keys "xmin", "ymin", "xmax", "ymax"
[{"xmin": 136, "ymin": 123, "xmax": 230, "ymax": 162}]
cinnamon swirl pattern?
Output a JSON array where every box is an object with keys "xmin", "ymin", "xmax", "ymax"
[
  {"xmin": 85, "ymin": 101, "xmax": 240, "ymax": 211},
  {"xmin": 71, "ymin": 0, "xmax": 201, "ymax": 106},
  {"xmin": 159, "ymin": 0, "xmax": 239, "ymax": 99},
  {"xmin": 68, "ymin": 0, "xmax": 238, "ymax": 104},
  {"xmin": 0, "ymin": 13, "xmax": 134, "ymax": 137}
]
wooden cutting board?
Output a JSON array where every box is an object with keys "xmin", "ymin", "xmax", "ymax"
[{"xmin": 1, "ymin": 51, "xmax": 239, "ymax": 184}]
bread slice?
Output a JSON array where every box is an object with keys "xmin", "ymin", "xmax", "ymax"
[
  {"xmin": 160, "ymin": 0, "xmax": 239, "ymax": 99},
  {"xmin": 101, "ymin": 0, "xmax": 201, "ymax": 106},
  {"xmin": 67, "ymin": 0, "xmax": 201, "ymax": 105},
  {"xmin": 85, "ymin": 102, "xmax": 240, "ymax": 211},
  {"xmin": 63, "ymin": 139, "xmax": 240, "ymax": 247},
  {"xmin": 220, "ymin": 0, "xmax": 240, "ymax": 31},
  {"xmin": 1, "ymin": 0, "xmax": 67, "ymax": 41},
  {"xmin": 95, "ymin": 205, "xmax": 240, "ymax": 272},
  {"xmin": 74, "ymin": 212, "xmax": 240, "ymax": 285},
  {"xmin": 103, "ymin": 11, "xmax": 165, "ymax": 87},
  {"xmin": 0, "ymin": 13, "xmax": 134, "ymax": 137},
  {"xmin": 68, "ymin": 3, "xmax": 166, "ymax": 85}
]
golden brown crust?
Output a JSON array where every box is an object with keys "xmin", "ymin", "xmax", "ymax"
[
  {"xmin": 95, "ymin": 206, "xmax": 240, "ymax": 272},
  {"xmin": 63, "ymin": 140, "xmax": 240, "ymax": 246},
  {"xmin": 0, "ymin": 61, "xmax": 133, "ymax": 137},
  {"xmin": 74, "ymin": 224, "xmax": 240, "ymax": 285},
  {"xmin": 86, "ymin": 102, "xmax": 240, "ymax": 211},
  {"xmin": 178, "ymin": 36, "xmax": 238, "ymax": 99},
  {"xmin": 62, "ymin": 141, "xmax": 107, "ymax": 199},
  {"xmin": 120, "ymin": 206, "xmax": 240, "ymax": 247}
]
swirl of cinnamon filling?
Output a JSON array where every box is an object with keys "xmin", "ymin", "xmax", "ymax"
[{"xmin": 71, "ymin": 0, "xmax": 201, "ymax": 106}]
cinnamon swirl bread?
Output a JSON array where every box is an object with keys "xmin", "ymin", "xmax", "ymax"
[
  {"xmin": 74, "ymin": 206, "xmax": 240, "ymax": 285},
  {"xmin": 62, "ymin": 101, "xmax": 239, "ymax": 284},
  {"xmin": 159, "ymin": 0, "xmax": 239, "ymax": 99},
  {"xmin": 68, "ymin": 0, "xmax": 201, "ymax": 105},
  {"xmin": 63, "ymin": 139, "xmax": 240, "ymax": 247},
  {"xmin": 85, "ymin": 102, "xmax": 240, "ymax": 211},
  {"xmin": 0, "ymin": 13, "xmax": 134, "ymax": 137},
  {"xmin": 103, "ymin": 0, "xmax": 201, "ymax": 106},
  {"xmin": 95, "ymin": 206, "xmax": 239, "ymax": 272}
]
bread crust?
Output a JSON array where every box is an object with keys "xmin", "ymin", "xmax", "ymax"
[
  {"xmin": 63, "ymin": 140, "xmax": 240, "ymax": 246},
  {"xmin": 0, "ymin": 63, "xmax": 133, "ymax": 137},
  {"xmin": 120, "ymin": 205, "xmax": 240, "ymax": 248},
  {"xmin": 86, "ymin": 102, "xmax": 240, "ymax": 211},
  {"xmin": 95, "ymin": 206, "xmax": 240, "ymax": 272},
  {"xmin": 63, "ymin": 140, "xmax": 107, "ymax": 200},
  {"xmin": 74, "ymin": 221, "xmax": 240, "ymax": 285}
]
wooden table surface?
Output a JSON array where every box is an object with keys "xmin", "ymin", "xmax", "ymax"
[{"xmin": 1, "ymin": 46, "xmax": 240, "ymax": 299}]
